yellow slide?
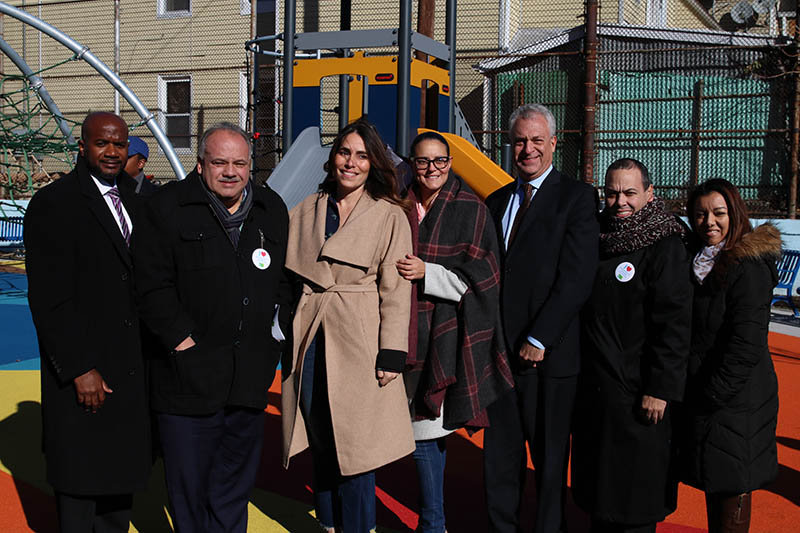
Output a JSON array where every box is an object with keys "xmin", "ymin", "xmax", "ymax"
[{"xmin": 418, "ymin": 128, "xmax": 512, "ymax": 200}]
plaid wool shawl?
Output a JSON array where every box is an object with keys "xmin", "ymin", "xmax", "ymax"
[{"xmin": 405, "ymin": 173, "xmax": 513, "ymax": 431}]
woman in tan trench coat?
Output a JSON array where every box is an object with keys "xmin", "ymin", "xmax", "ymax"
[{"xmin": 282, "ymin": 119, "xmax": 414, "ymax": 532}]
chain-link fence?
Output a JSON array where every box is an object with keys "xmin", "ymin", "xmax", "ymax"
[
  {"xmin": 259, "ymin": 0, "xmax": 588, "ymax": 172},
  {"xmin": 256, "ymin": 1, "xmax": 797, "ymax": 216},
  {"xmin": 470, "ymin": 0, "xmax": 797, "ymax": 216},
  {"xmin": 0, "ymin": 0, "xmax": 253, "ymax": 202},
  {"xmin": 0, "ymin": 0, "xmax": 798, "ymax": 219},
  {"xmin": 592, "ymin": 0, "xmax": 796, "ymax": 215}
]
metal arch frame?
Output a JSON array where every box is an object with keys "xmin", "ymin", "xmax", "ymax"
[
  {"xmin": 0, "ymin": 2, "xmax": 186, "ymax": 180},
  {"xmin": 0, "ymin": 36, "xmax": 76, "ymax": 145}
]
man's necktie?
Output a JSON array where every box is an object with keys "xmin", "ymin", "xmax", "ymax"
[
  {"xmin": 107, "ymin": 186, "xmax": 131, "ymax": 246},
  {"xmin": 508, "ymin": 182, "xmax": 534, "ymax": 247}
]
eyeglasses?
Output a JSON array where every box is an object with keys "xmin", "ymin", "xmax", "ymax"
[{"xmin": 412, "ymin": 157, "xmax": 451, "ymax": 170}]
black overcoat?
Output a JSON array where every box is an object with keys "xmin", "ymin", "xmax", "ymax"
[
  {"xmin": 24, "ymin": 157, "xmax": 151, "ymax": 495},
  {"xmin": 680, "ymin": 224, "xmax": 780, "ymax": 494},
  {"xmin": 572, "ymin": 233, "xmax": 691, "ymax": 524},
  {"xmin": 133, "ymin": 171, "xmax": 289, "ymax": 415}
]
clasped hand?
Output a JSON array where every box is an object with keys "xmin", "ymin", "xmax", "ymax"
[
  {"xmin": 376, "ymin": 369, "xmax": 399, "ymax": 387},
  {"xmin": 519, "ymin": 342, "xmax": 545, "ymax": 367},
  {"xmin": 640, "ymin": 395, "xmax": 667, "ymax": 424},
  {"xmin": 396, "ymin": 254, "xmax": 425, "ymax": 281},
  {"xmin": 74, "ymin": 368, "xmax": 113, "ymax": 413}
]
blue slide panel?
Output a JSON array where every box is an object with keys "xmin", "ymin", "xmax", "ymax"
[
  {"xmin": 292, "ymin": 87, "xmax": 322, "ymax": 143},
  {"xmin": 368, "ymin": 85, "xmax": 398, "ymax": 149},
  {"xmin": 409, "ymin": 87, "xmax": 421, "ymax": 150},
  {"xmin": 366, "ymin": 85, "xmax": 421, "ymax": 154},
  {"xmin": 438, "ymin": 94, "xmax": 450, "ymax": 133}
]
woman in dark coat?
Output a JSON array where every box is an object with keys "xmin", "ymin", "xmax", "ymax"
[{"xmin": 682, "ymin": 178, "xmax": 780, "ymax": 533}]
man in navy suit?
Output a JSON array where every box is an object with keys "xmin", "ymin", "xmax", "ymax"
[{"xmin": 483, "ymin": 104, "xmax": 599, "ymax": 533}]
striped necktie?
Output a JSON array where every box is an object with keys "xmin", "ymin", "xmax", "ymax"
[{"xmin": 106, "ymin": 186, "xmax": 130, "ymax": 246}]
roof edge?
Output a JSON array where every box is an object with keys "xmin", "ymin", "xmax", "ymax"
[{"xmin": 476, "ymin": 23, "xmax": 781, "ymax": 74}]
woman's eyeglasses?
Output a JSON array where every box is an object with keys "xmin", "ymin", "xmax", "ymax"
[{"xmin": 412, "ymin": 157, "xmax": 451, "ymax": 170}]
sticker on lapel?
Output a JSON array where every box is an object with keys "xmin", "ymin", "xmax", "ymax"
[
  {"xmin": 615, "ymin": 262, "xmax": 635, "ymax": 282},
  {"xmin": 252, "ymin": 248, "xmax": 271, "ymax": 270}
]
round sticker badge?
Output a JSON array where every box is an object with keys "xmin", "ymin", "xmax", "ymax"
[
  {"xmin": 615, "ymin": 261, "xmax": 635, "ymax": 283},
  {"xmin": 252, "ymin": 248, "xmax": 271, "ymax": 270}
]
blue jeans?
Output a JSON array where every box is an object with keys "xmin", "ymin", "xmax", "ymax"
[
  {"xmin": 413, "ymin": 438, "xmax": 447, "ymax": 533},
  {"xmin": 301, "ymin": 334, "xmax": 376, "ymax": 532}
]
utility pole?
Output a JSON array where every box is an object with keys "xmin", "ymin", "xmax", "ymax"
[
  {"xmin": 581, "ymin": 0, "xmax": 598, "ymax": 185},
  {"xmin": 789, "ymin": 10, "xmax": 799, "ymax": 218},
  {"xmin": 416, "ymin": 0, "xmax": 434, "ymax": 128},
  {"xmin": 397, "ymin": 0, "xmax": 412, "ymax": 156}
]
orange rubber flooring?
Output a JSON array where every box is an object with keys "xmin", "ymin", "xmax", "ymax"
[{"xmin": 1, "ymin": 333, "xmax": 798, "ymax": 532}]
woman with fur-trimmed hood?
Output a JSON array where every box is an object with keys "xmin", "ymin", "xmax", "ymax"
[{"xmin": 681, "ymin": 178, "xmax": 780, "ymax": 533}]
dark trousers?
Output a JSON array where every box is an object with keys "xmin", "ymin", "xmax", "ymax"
[
  {"xmin": 157, "ymin": 407, "xmax": 265, "ymax": 533},
  {"xmin": 55, "ymin": 492, "xmax": 132, "ymax": 533},
  {"xmin": 311, "ymin": 459, "xmax": 376, "ymax": 532},
  {"xmin": 301, "ymin": 334, "xmax": 376, "ymax": 532},
  {"xmin": 484, "ymin": 372, "xmax": 577, "ymax": 533},
  {"xmin": 590, "ymin": 520, "xmax": 656, "ymax": 533}
]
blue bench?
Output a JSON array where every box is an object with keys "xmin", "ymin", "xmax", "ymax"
[
  {"xmin": 773, "ymin": 249, "xmax": 800, "ymax": 318},
  {"xmin": 0, "ymin": 216, "xmax": 24, "ymax": 243}
]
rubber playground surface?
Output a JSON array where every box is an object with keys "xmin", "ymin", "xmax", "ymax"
[{"xmin": 1, "ymin": 262, "xmax": 798, "ymax": 532}]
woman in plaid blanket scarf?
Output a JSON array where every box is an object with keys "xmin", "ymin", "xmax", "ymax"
[{"xmin": 396, "ymin": 131, "xmax": 514, "ymax": 533}]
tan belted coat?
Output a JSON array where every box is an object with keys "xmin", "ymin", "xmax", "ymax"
[{"xmin": 282, "ymin": 191, "xmax": 415, "ymax": 476}]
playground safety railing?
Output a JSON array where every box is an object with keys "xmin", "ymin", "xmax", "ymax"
[{"xmin": 0, "ymin": 216, "xmax": 23, "ymax": 243}]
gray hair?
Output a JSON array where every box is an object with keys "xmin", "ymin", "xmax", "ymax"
[
  {"xmin": 197, "ymin": 122, "xmax": 250, "ymax": 160},
  {"xmin": 508, "ymin": 104, "xmax": 556, "ymax": 139}
]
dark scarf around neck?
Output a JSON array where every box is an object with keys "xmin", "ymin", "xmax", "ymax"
[
  {"xmin": 203, "ymin": 178, "xmax": 254, "ymax": 249},
  {"xmin": 599, "ymin": 198, "xmax": 685, "ymax": 255}
]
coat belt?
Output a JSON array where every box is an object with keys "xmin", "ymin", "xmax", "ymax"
[
  {"xmin": 295, "ymin": 283, "xmax": 379, "ymax": 375},
  {"xmin": 289, "ymin": 282, "xmax": 380, "ymax": 443},
  {"xmin": 297, "ymin": 282, "xmax": 378, "ymax": 352},
  {"xmin": 303, "ymin": 283, "xmax": 378, "ymax": 295}
]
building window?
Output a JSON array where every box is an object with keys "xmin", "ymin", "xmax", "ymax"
[
  {"xmin": 158, "ymin": 0, "xmax": 191, "ymax": 18},
  {"xmin": 241, "ymin": 0, "xmax": 251, "ymax": 16},
  {"xmin": 646, "ymin": 0, "xmax": 667, "ymax": 27},
  {"xmin": 158, "ymin": 76, "xmax": 192, "ymax": 151}
]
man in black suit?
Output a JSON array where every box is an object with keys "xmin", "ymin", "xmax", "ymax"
[
  {"xmin": 24, "ymin": 112, "xmax": 151, "ymax": 532},
  {"xmin": 483, "ymin": 104, "xmax": 599, "ymax": 532},
  {"xmin": 134, "ymin": 123, "xmax": 289, "ymax": 533}
]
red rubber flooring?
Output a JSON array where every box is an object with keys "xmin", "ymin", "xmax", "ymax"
[{"xmin": 1, "ymin": 333, "xmax": 798, "ymax": 532}]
